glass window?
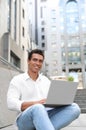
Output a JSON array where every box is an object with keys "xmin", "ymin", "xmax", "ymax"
[
  {"xmin": 52, "ymin": 51, "xmax": 58, "ymax": 57},
  {"xmin": 7, "ymin": 0, "xmax": 11, "ymax": 32},
  {"xmin": 22, "ymin": 9, "xmax": 25, "ymax": 18},
  {"xmin": 51, "ymin": 9, "xmax": 56, "ymax": 18},
  {"xmin": 66, "ymin": 1, "xmax": 79, "ymax": 34},
  {"xmin": 41, "ymin": 0, "xmax": 47, "ymax": 2},
  {"xmin": 10, "ymin": 51, "xmax": 20, "ymax": 68},
  {"xmin": 51, "ymin": 18, "xmax": 56, "ymax": 24},
  {"xmin": 40, "ymin": 7, "xmax": 43, "ymax": 18},
  {"xmin": 41, "ymin": 27, "xmax": 45, "ymax": 32},
  {"xmin": 51, "ymin": 42, "xmax": 57, "ymax": 48},
  {"xmin": 14, "ymin": 0, "xmax": 17, "ymax": 40},
  {"xmin": 68, "ymin": 47, "xmax": 81, "ymax": 64},
  {"xmin": 41, "ymin": 20, "xmax": 45, "ymax": 25},
  {"xmin": 41, "ymin": 35, "xmax": 45, "ymax": 40},
  {"xmin": 22, "ymin": 27, "xmax": 25, "ymax": 37},
  {"xmin": 42, "ymin": 43, "xmax": 45, "ymax": 47},
  {"xmin": 51, "ymin": 26, "xmax": 56, "ymax": 31}
]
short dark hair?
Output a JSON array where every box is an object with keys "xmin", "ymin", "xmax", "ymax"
[{"xmin": 28, "ymin": 49, "xmax": 44, "ymax": 60}]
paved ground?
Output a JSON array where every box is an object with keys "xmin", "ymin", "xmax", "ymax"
[
  {"xmin": 62, "ymin": 113, "xmax": 86, "ymax": 130},
  {"xmin": 0, "ymin": 114, "xmax": 86, "ymax": 130}
]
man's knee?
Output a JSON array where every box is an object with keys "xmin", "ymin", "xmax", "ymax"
[
  {"xmin": 30, "ymin": 104, "xmax": 47, "ymax": 117},
  {"xmin": 71, "ymin": 103, "xmax": 81, "ymax": 117},
  {"xmin": 32, "ymin": 104, "xmax": 45, "ymax": 111}
]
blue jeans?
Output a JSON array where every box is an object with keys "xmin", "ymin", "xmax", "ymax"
[{"xmin": 17, "ymin": 103, "xmax": 80, "ymax": 130}]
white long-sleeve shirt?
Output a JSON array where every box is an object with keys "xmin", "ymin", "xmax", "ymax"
[{"xmin": 7, "ymin": 72, "xmax": 51, "ymax": 112}]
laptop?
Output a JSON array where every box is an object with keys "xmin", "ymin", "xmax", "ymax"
[{"xmin": 44, "ymin": 80, "xmax": 78, "ymax": 107}]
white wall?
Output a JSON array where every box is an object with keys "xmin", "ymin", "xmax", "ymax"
[{"xmin": 0, "ymin": 67, "xmax": 20, "ymax": 128}]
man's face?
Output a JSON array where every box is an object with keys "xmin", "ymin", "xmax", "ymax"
[{"xmin": 28, "ymin": 53, "xmax": 44, "ymax": 73}]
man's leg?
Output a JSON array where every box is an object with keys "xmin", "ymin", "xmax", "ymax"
[
  {"xmin": 17, "ymin": 104, "xmax": 55, "ymax": 130},
  {"xmin": 48, "ymin": 103, "xmax": 81, "ymax": 130}
]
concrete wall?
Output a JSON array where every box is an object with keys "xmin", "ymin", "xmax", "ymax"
[{"xmin": 0, "ymin": 67, "xmax": 20, "ymax": 128}]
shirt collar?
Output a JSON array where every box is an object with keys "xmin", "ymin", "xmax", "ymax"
[{"xmin": 24, "ymin": 72, "xmax": 42, "ymax": 81}]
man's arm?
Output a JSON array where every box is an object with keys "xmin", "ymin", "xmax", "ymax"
[{"xmin": 21, "ymin": 99, "xmax": 46, "ymax": 111}]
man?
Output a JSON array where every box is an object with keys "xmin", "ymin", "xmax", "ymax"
[{"xmin": 7, "ymin": 49, "xmax": 80, "ymax": 130}]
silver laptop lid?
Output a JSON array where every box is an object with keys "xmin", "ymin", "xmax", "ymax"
[{"xmin": 45, "ymin": 80, "xmax": 78, "ymax": 107}]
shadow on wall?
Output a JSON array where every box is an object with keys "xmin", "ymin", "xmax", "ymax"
[{"xmin": 0, "ymin": 67, "xmax": 20, "ymax": 128}]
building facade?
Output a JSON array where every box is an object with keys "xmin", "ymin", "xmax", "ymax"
[
  {"xmin": 28, "ymin": 0, "xmax": 62, "ymax": 77},
  {"xmin": 27, "ymin": 0, "xmax": 86, "ymax": 88},
  {"xmin": 0, "ymin": 0, "xmax": 30, "ymax": 71},
  {"xmin": 59, "ymin": 0, "xmax": 86, "ymax": 88},
  {"xmin": 28, "ymin": 0, "xmax": 47, "ymax": 50},
  {"xmin": 45, "ymin": 0, "xmax": 62, "ymax": 77}
]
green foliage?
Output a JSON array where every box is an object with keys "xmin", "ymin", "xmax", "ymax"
[{"xmin": 67, "ymin": 76, "xmax": 74, "ymax": 81}]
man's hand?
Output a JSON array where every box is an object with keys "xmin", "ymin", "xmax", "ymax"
[
  {"xmin": 21, "ymin": 99, "xmax": 46, "ymax": 111},
  {"xmin": 37, "ymin": 99, "xmax": 46, "ymax": 104}
]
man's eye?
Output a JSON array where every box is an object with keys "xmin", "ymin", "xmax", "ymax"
[
  {"xmin": 32, "ymin": 58, "xmax": 43, "ymax": 63},
  {"xmin": 39, "ymin": 60, "xmax": 43, "ymax": 63},
  {"xmin": 33, "ymin": 59, "xmax": 37, "ymax": 62}
]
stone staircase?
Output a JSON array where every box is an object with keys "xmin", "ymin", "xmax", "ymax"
[{"xmin": 74, "ymin": 89, "xmax": 86, "ymax": 113}]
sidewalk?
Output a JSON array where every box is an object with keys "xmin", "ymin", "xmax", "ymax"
[
  {"xmin": 0, "ymin": 114, "xmax": 86, "ymax": 130},
  {"xmin": 62, "ymin": 113, "xmax": 86, "ymax": 130}
]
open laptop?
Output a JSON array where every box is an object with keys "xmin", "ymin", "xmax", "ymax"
[{"xmin": 44, "ymin": 80, "xmax": 78, "ymax": 107}]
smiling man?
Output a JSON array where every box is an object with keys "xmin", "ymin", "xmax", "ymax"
[{"xmin": 7, "ymin": 49, "xmax": 80, "ymax": 130}]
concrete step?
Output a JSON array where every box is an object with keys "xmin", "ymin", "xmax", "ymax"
[
  {"xmin": 74, "ymin": 100, "xmax": 86, "ymax": 103},
  {"xmin": 74, "ymin": 89, "xmax": 86, "ymax": 113},
  {"xmin": 81, "ymin": 108, "xmax": 86, "ymax": 113}
]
